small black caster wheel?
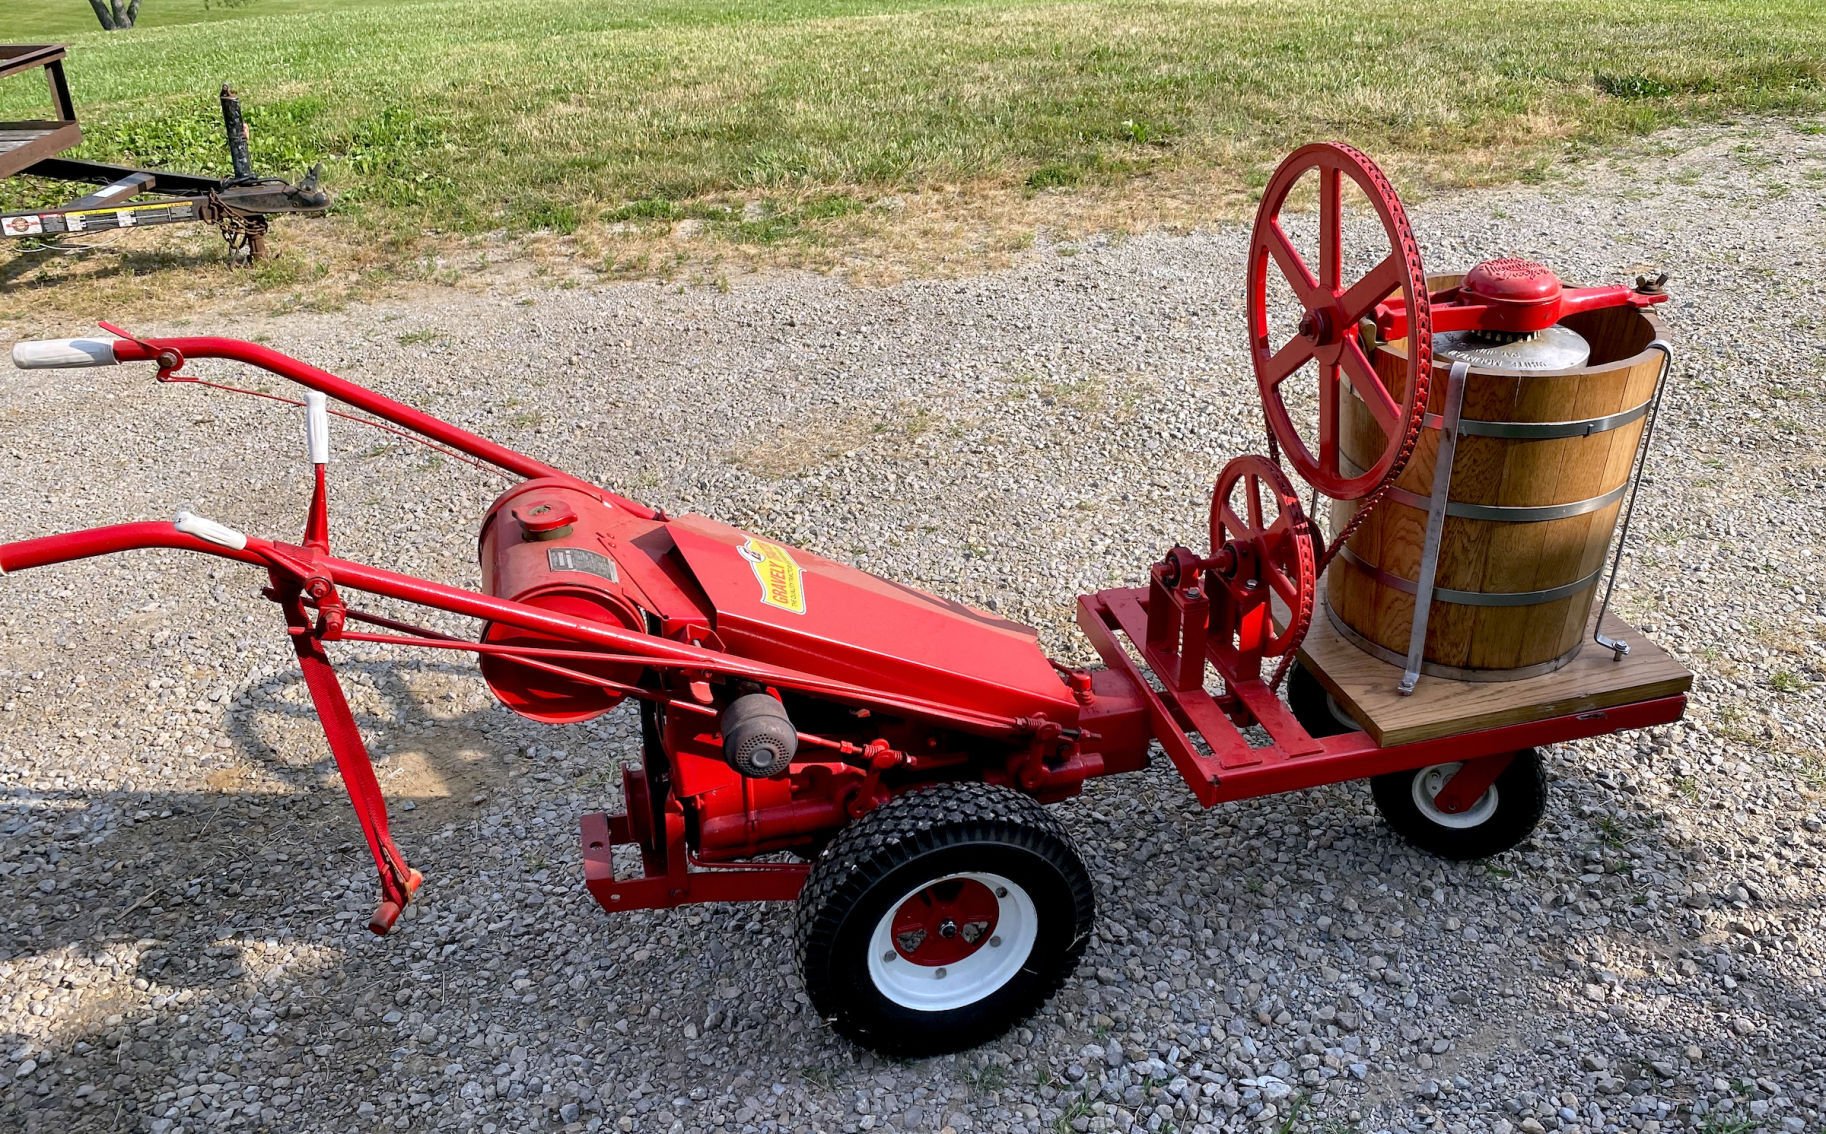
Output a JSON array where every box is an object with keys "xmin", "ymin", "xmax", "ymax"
[
  {"xmin": 1370, "ymin": 748, "xmax": 1547, "ymax": 860},
  {"xmin": 794, "ymin": 782, "xmax": 1094, "ymax": 1057},
  {"xmin": 1287, "ymin": 660, "xmax": 1360, "ymax": 737}
]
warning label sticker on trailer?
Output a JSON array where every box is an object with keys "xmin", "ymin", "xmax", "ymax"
[
  {"xmin": 4, "ymin": 203, "xmax": 199, "ymax": 237},
  {"xmin": 739, "ymin": 537, "xmax": 806, "ymax": 615},
  {"xmin": 546, "ymin": 546, "xmax": 619, "ymax": 582}
]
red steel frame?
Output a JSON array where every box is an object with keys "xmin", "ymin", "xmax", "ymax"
[{"xmin": 0, "ymin": 333, "xmax": 1688, "ymax": 932}]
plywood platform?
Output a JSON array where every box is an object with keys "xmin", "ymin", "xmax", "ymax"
[{"xmin": 1297, "ymin": 599, "xmax": 1691, "ymax": 747}]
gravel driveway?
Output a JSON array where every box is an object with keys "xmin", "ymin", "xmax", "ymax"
[{"xmin": 2, "ymin": 120, "xmax": 1822, "ymax": 1133}]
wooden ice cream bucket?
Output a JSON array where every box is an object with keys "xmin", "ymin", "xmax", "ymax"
[{"xmin": 1327, "ymin": 279, "xmax": 1666, "ymax": 680}]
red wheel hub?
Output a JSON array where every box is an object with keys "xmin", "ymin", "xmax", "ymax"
[
  {"xmin": 1246, "ymin": 142, "xmax": 1432, "ymax": 501},
  {"xmin": 890, "ymin": 876, "xmax": 1000, "ymax": 967},
  {"xmin": 1209, "ymin": 455, "xmax": 1317, "ymax": 657}
]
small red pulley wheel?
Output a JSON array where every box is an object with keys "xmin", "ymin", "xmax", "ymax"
[
  {"xmin": 1247, "ymin": 142, "xmax": 1432, "ymax": 501},
  {"xmin": 1209, "ymin": 455, "xmax": 1317, "ymax": 657}
]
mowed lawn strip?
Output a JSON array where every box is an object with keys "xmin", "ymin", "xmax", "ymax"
[{"xmin": 1, "ymin": 0, "xmax": 1822, "ymax": 297}]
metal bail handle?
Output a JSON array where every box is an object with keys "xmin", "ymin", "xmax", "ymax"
[
  {"xmin": 1398, "ymin": 360, "xmax": 1471, "ymax": 696},
  {"xmin": 1593, "ymin": 339, "xmax": 1674, "ymax": 659}
]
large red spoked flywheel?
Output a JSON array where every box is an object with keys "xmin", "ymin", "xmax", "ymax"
[
  {"xmin": 1209, "ymin": 455, "xmax": 1317, "ymax": 657},
  {"xmin": 1247, "ymin": 142, "xmax": 1432, "ymax": 501}
]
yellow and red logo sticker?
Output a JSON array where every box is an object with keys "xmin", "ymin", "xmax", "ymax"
[{"xmin": 738, "ymin": 537, "xmax": 806, "ymax": 615}]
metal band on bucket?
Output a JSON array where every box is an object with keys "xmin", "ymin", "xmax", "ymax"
[
  {"xmin": 1323, "ymin": 604, "xmax": 1586, "ymax": 682},
  {"xmin": 1420, "ymin": 397, "xmax": 1651, "ymax": 440},
  {"xmin": 1335, "ymin": 545, "xmax": 1603, "ymax": 607}
]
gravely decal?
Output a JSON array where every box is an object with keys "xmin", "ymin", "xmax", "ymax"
[{"xmin": 738, "ymin": 537, "xmax": 806, "ymax": 615}]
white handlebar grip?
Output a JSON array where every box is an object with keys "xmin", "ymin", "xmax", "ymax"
[
  {"xmin": 11, "ymin": 339, "xmax": 119, "ymax": 370},
  {"xmin": 173, "ymin": 510, "xmax": 248, "ymax": 551},
  {"xmin": 304, "ymin": 391, "xmax": 330, "ymax": 465}
]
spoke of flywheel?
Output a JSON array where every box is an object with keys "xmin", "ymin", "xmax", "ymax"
[
  {"xmin": 1266, "ymin": 562, "xmax": 1298, "ymax": 604},
  {"xmin": 1319, "ymin": 166, "xmax": 1342, "ymax": 292},
  {"xmin": 1263, "ymin": 335, "xmax": 1315, "ymax": 387},
  {"xmin": 1338, "ymin": 255, "xmax": 1403, "ymax": 324},
  {"xmin": 1341, "ymin": 339, "xmax": 1401, "ymax": 432},
  {"xmin": 1219, "ymin": 503, "xmax": 1247, "ymax": 542},
  {"xmin": 1266, "ymin": 220, "xmax": 1321, "ymax": 305},
  {"xmin": 1318, "ymin": 362, "xmax": 1342, "ymax": 454},
  {"xmin": 1245, "ymin": 476, "xmax": 1264, "ymax": 530}
]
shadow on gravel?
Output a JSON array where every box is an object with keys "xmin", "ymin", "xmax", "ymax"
[
  {"xmin": 0, "ymin": 658, "xmax": 525, "ymax": 961},
  {"xmin": 1, "ymin": 655, "xmax": 654, "ymax": 1130}
]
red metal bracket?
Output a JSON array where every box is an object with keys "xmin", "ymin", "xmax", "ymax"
[
  {"xmin": 1431, "ymin": 752, "xmax": 1513, "ymax": 814},
  {"xmin": 581, "ymin": 767, "xmax": 807, "ymax": 913},
  {"xmin": 1081, "ymin": 585, "xmax": 1687, "ymax": 809}
]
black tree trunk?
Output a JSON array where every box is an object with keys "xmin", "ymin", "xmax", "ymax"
[{"xmin": 88, "ymin": 0, "xmax": 140, "ymax": 29}]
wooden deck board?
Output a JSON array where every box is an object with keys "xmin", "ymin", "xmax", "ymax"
[
  {"xmin": 1298, "ymin": 596, "xmax": 1692, "ymax": 746},
  {"xmin": 0, "ymin": 120, "xmax": 81, "ymax": 179}
]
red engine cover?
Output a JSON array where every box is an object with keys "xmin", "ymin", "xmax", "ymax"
[
  {"xmin": 665, "ymin": 515, "xmax": 1077, "ymax": 723},
  {"xmin": 478, "ymin": 479, "xmax": 648, "ymax": 723}
]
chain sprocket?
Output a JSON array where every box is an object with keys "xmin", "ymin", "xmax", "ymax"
[
  {"xmin": 1246, "ymin": 141, "xmax": 1432, "ymax": 502},
  {"xmin": 1208, "ymin": 455, "xmax": 1318, "ymax": 658}
]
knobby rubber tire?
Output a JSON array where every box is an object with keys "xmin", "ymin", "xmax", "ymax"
[
  {"xmin": 794, "ymin": 782, "xmax": 1093, "ymax": 1057},
  {"xmin": 1370, "ymin": 749, "xmax": 1548, "ymax": 860}
]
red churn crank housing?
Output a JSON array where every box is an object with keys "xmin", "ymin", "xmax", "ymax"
[{"xmin": 0, "ymin": 143, "xmax": 1686, "ymax": 1056}]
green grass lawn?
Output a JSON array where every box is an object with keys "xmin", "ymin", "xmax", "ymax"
[{"xmin": 2, "ymin": 0, "xmax": 1823, "ymax": 302}]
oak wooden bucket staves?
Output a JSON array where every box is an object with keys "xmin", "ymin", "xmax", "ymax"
[{"xmin": 1327, "ymin": 287, "xmax": 1666, "ymax": 680}]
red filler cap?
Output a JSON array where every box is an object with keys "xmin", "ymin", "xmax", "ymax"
[{"xmin": 513, "ymin": 499, "xmax": 578, "ymax": 536}]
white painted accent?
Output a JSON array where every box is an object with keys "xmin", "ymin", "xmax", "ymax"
[
  {"xmin": 304, "ymin": 391, "xmax": 330, "ymax": 465},
  {"xmin": 1411, "ymin": 763, "xmax": 1500, "ymax": 829},
  {"xmin": 867, "ymin": 872, "xmax": 1037, "ymax": 1012},
  {"xmin": 11, "ymin": 339, "xmax": 118, "ymax": 369},
  {"xmin": 173, "ymin": 510, "xmax": 248, "ymax": 551}
]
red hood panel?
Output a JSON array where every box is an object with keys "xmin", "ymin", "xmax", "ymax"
[{"xmin": 666, "ymin": 515, "xmax": 1075, "ymax": 722}]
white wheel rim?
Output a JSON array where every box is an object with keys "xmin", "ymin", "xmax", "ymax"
[
  {"xmin": 1323, "ymin": 688, "xmax": 1360, "ymax": 733},
  {"xmin": 866, "ymin": 871, "xmax": 1038, "ymax": 1012},
  {"xmin": 1411, "ymin": 762, "xmax": 1499, "ymax": 829}
]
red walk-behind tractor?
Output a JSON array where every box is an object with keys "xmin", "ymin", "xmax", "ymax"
[{"xmin": 1, "ymin": 144, "xmax": 1690, "ymax": 1056}]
